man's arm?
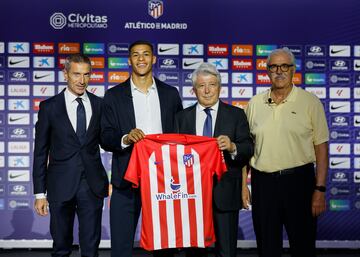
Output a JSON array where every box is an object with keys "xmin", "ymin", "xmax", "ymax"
[
  {"xmin": 33, "ymin": 101, "xmax": 51, "ymax": 216},
  {"xmin": 312, "ymin": 142, "xmax": 328, "ymax": 217}
]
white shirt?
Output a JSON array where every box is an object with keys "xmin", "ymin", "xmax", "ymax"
[
  {"xmin": 64, "ymin": 88, "xmax": 92, "ymax": 131},
  {"xmin": 121, "ymin": 77, "xmax": 163, "ymax": 148},
  {"xmin": 195, "ymin": 100, "xmax": 237, "ymax": 158},
  {"xmin": 35, "ymin": 88, "xmax": 93, "ymax": 199},
  {"xmin": 195, "ymin": 101, "xmax": 219, "ymax": 136}
]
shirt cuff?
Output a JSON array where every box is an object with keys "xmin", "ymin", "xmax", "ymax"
[
  {"xmin": 121, "ymin": 134, "xmax": 130, "ymax": 149},
  {"xmin": 230, "ymin": 144, "xmax": 237, "ymax": 160},
  {"xmin": 35, "ymin": 193, "xmax": 46, "ymax": 199}
]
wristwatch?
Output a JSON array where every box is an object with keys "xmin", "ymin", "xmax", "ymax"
[{"xmin": 314, "ymin": 185, "xmax": 326, "ymax": 192}]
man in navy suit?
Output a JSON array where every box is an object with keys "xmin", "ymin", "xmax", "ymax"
[
  {"xmin": 33, "ymin": 54, "xmax": 109, "ymax": 257},
  {"xmin": 101, "ymin": 40, "xmax": 183, "ymax": 257},
  {"xmin": 175, "ymin": 63, "xmax": 253, "ymax": 257}
]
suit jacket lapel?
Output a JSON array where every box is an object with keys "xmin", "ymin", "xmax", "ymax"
[
  {"xmin": 57, "ymin": 90, "xmax": 78, "ymax": 139},
  {"xmin": 214, "ymin": 101, "xmax": 225, "ymax": 137},
  {"xmin": 156, "ymin": 79, "xmax": 168, "ymax": 132},
  {"xmin": 188, "ymin": 105, "xmax": 197, "ymax": 135},
  {"xmin": 123, "ymin": 80, "xmax": 136, "ymax": 128},
  {"xmin": 85, "ymin": 92, "xmax": 97, "ymax": 140}
]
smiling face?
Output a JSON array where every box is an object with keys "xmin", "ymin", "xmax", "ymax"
[
  {"xmin": 63, "ymin": 62, "xmax": 91, "ymax": 96},
  {"xmin": 128, "ymin": 44, "xmax": 156, "ymax": 77},
  {"xmin": 193, "ymin": 73, "xmax": 221, "ymax": 108},
  {"xmin": 267, "ymin": 52, "xmax": 295, "ymax": 90}
]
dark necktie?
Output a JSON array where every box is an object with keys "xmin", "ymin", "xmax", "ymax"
[
  {"xmin": 75, "ymin": 97, "xmax": 86, "ymax": 144},
  {"xmin": 203, "ymin": 107, "xmax": 212, "ymax": 137}
]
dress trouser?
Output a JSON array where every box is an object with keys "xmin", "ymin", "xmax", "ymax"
[
  {"xmin": 110, "ymin": 186, "xmax": 141, "ymax": 257},
  {"xmin": 49, "ymin": 178, "xmax": 103, "ymax": 257},
  {"xmin": 251, "ymin": 164, "xmax": 317, "ymax": 257}
]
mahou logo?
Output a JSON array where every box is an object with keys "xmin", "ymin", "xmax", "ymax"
[
  {"xmin": 33, "ymin": 43, "xmax": 55, "ymax": 54},
  {"xmin": 207, "ymin": 44, "xmax": 228, "ymax": 56},
  {"xmin": 231, "ymin": 59, "xmax": 252, "ymax": 70}
]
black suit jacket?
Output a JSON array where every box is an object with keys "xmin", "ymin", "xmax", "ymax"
[
  {"xmin": 100, "ymin": 77, "xmax": 183, "ymax": 188},
  {"xmin": 175, "ymin": 101, "xmax": 253, "ymax": 211},
  {"xmin": 33, "ymin": 90, "xmax": 109, "ymax": 202}
]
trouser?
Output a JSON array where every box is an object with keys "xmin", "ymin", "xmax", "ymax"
[{"xmin": 251, "ymin": 163, "xmax": 317, "ymax": 257}]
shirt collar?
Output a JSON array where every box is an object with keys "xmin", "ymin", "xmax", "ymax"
[
  {"xmin": 196, "ymin": 100, "xmax": 219, "ymax": 113},
  {"xmin": 130, "ymin": 77, "xmax": 156, "ymax": 93},
  {"xmin": 264, "ymin": 84, "xmax": 297, "ymax": 104},
  {"xmin": 65, "ymin": 88, "xmax": 89, "ymax": 103}
]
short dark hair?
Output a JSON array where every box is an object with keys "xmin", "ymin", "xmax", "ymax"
[
  {"xmin": 64, "ymin": 53, "xmax": 91, "ymax": 72},
  {"xmin": 129, "ymin": 40, "xmax": 154, "ymax": 55}
]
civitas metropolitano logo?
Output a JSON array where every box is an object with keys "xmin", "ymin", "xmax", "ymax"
[{"xmin": 50, "ymin": 12, "xmax": 108, "ymax": 29}]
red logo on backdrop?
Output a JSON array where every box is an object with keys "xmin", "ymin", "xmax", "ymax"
[
  {"xmin": 33, "ymin": 99, "xmax": 44, "ymax": 111},
  {"xmin": 232, "ymin": 59, "xmax": 253, "ymax": 70},
  {"xmin": 231, "ymin": 100, "xmax": 248, "ymax": 109},
  {"xmin": 58, "ymin": 57, "xmax": 66, "ymax": 69},
  {"xmin": 256, "ymin": 59, "xmax": 267, "ymax": 70},
  {"xmin": 90, "ymin": 71, "xmax": 105, "ymax": 83},
  {"xmin": 256, "ymin": 73, "xmax": 271, "ymax": 84},
  {"xmin": 90, "ymin": 57, "xmax": 105, "ymax": 69},
  {"xmin": 33, "ymin": 42, "xmax": 55, "ymax": 54},
  {"xmin": 207, "ymin": 44, "xmax": 229, "ymax": 56},
  {"xmin": 292, "ymin": 73, "xmax": 302, "ymax": 85}
]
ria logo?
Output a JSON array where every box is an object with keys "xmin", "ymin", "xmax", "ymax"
[{"xmin": 50, "ymin": 13, "xmax": 67, "ymax": 29}]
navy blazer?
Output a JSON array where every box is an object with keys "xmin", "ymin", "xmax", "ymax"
[
  {"xmin": 175, "ymin": 101, "xmax": 253, "ymax": 211},
  {"xmin": 33, "ymin": 90, "xmax": 109, "ymax": 202},
  {"xmin": 100, "ymin": 77, "xmax": 183, "ymax": 188}
]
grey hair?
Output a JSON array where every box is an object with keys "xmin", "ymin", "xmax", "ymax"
[
  {"xmin": 266, "ymin": 47, "xmax": 296, "ymax": 66},
  {"xmin": 191, "ymin": 62, "xmax": 221, "ymax": 87},
  {"xmin": 64, "ymin": 53, "xmax": 92, "ymax": 72}
]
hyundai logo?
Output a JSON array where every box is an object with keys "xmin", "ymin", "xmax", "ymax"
[
  {"xmin": 334, "ymin": 172, "xmax": 346, "ymax": 179},
  {"xmin": 12, "ymin": 72, "xmax": 26, "ymax": 78},
  {"xmin": 334, "ymin": 60, "xmax": 346, "ymax": 67},
  {"xmin": 310, "ymin": 46, "xmax": 322, "ymax": 53},
  {"xmin": 12, "ymin": 128, "xmax": 26, "ymax": 135},
  {"xmin": 334, "ymin": 116, "xmax": 346, "ymax": 123},
  {"xmin": 162, "ymin": 59, "xmax": 175, "ymax": 65},
  {"xmin": 13, "ymin": 185, "xmax": 25, "ymax": 192}
]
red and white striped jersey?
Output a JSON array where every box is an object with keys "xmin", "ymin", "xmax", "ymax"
[{"xmin": 124, "ymin": 133, "xmax": 227, "ymax": 251}]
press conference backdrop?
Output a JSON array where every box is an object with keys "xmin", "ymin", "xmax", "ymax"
[{"xmin": 0, "ymin": 0, "xmax": 359, "ymax": 249}]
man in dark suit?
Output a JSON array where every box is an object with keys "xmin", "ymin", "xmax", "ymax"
[
  {"xmin": 175, "ymin": 62, "xmax": 253, "ymax": 257},
  {"xmin": 33, "ymin": 54, "xmax": 109, "ymax": 257},
  {"xmin": 100, "ymin": 40, "xmax": 183, "ymax": 257}
]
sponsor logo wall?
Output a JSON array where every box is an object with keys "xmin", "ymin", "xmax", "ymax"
[{"xmin": 0, "ymin": 0, "xmax": 359, "ymax": 245}]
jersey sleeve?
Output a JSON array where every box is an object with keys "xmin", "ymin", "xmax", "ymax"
[
  {"xmin": 124, "ymin": 142, "xmax": 141, "ymax": 188},
  {"xmin": 213, "ymin": 145, "xmax": 228, "ymax": 180}
]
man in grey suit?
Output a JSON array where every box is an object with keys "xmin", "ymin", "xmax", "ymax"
[{"xmin": 175, "ymin": 63, "xmax": 253, "ymax": 257}]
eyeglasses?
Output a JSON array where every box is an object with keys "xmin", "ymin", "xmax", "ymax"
[{"xmin": 267, "ymin": 64, "xmax": 294, "ymax": 73}]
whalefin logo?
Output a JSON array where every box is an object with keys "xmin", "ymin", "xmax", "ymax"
[{"xmin": 170, "ymin": 177, "xmax": 181, "ymax": 192}]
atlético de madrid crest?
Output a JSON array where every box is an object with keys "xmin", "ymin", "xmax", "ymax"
[
  {"xmin": 183, "ymin": 154, "xmax": 194, "ymax": 167},
  {"xmin": 148, "ymin": 0, "xmax": 163, "ymax": 19}
]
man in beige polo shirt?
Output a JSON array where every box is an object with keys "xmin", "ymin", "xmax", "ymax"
[{"xmin": 245, "ymin": 48, "xmax": 329, "ymax": 257}]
